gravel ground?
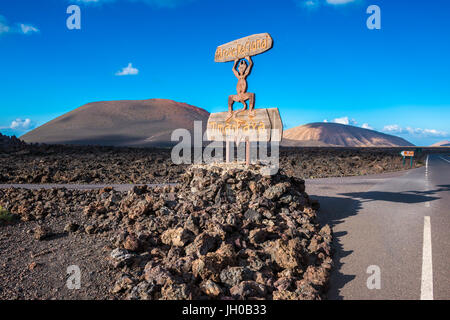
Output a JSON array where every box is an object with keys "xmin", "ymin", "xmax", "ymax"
[
  {"xmin": 0, "ymin": 143, "xmax": 434, "ymax": 300},
  {"xmin": 0, "ymin": 164, "xmax": 330, "ymax": 300},
  {"xmin": 0, "ymin": 201, "xmax": 116, "ymax": 299}
]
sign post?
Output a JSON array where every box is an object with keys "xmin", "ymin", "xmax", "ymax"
[
  {"xmin": 400, "ymin": 151, "xmax": 415, "ymax": 168},
  {"xmin": 208, "ymin": 33, "xmax": 282, "ymax": 165}
]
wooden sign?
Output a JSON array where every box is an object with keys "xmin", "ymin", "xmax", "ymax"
[
  {"xmin": 206, "ymin": 108, "xmax": 282, "ymax": 142},
  {"xmin": 400, "ymin": 151, "xmax": 415, "ymax": 157},
  {"xmin": 214, "ymin": 33, "xmax": 273, "ymax": 63}
]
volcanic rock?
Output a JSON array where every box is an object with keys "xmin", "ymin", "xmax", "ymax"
[
  {"xmin": 110, "ymin": 248, "xmax": 136, "ymax": 268},
  {"xmin": 105, "ymin": 163, "xmax": 332, "ymax": 300},
  {"xmin": 200, "ymin": 280, "xmax": 223, "ymax": 297},
  {"xmin": 33, "ymin": 225, "xmax": 52, "ymax": 240},
  {"xmin": 0, "ymin": 133, "xmax": 25, "ymax": 150},
  {"xmin": 64, "ymin": 222, "xmax": 79, "ymax": 233}
]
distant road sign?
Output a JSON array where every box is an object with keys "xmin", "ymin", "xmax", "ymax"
[{"xmin": 401, "ymin": 151, "xmax": 415, "ymax": 157}]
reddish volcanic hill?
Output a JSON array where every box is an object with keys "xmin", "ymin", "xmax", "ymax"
[
  {"xmin": 282, "ymin": 122, "xmax": 414, "ymax": 147},
  {"xmin": 21, "ymin": 99, "xmax": 210, "ymax": 147},
  {"xmin": 430, "ymin": 140, "xmax": 450, "ymax": 147}
]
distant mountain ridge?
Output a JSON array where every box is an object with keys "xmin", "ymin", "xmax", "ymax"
[
  {"xmin": 431, "ymin": 140, "xmax": 450, "ymax": 147},
  {"xmin": 22, "ymin": 99, "xmax": 210, "ymax": 147},
  {"xmin": 22, "ymin": 100, "xmax": 415, "ymax": 148},
  {"xmin": 282, "ymin": 122, "xmax": 414, "ymax": 147}
]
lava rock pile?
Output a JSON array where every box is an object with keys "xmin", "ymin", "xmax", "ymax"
[{"xmin": 109, "ymin": 164, "xmax": 332, "ymax": 300}]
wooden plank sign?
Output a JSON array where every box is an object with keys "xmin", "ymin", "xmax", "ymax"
[
  {"xmin": 401, "ymin": 151, "xmax": 415, "ymax": 157},
  {"xmin": 214, "ymin": 33, "xmax": 273, "ymax": 63},
  {"xmin": 206, "ymin": 108, "xmax": 282, "ymax": 143}
]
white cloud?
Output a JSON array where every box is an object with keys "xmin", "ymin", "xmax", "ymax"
[
  {"xmin": 383, "ymin": 124, "xmax": 448, "ymax": 137},
  {"xmin": 300, "ymin": 0, "xmax": 320, "ymax": 8},
  {"xmin": 323, "ymin": 117, "xmax": 375, "ymax": 129},
  {"xmin": 326, "ymin": 0, "xmax": 356, "ymax": 5},
  {"xmin": 9, "ymin": 118, "xmax": 35, "ymax": 130},
  {"xmin": 296, "ymin": 0, "xmax": 357, "ymax": 9},
  {"xmin": 74, "ymin": 0, "xmax": 195, "ymax": 7},
  {"xmin": 141, "ymin": 0, "xmax": 195, "ymax": 6},
  {"xmin": 324, "ymin": 116, "xmax": 357, "ymax": 125},
  {"xmin": 333, "ymin": 116, "xmax": 351, "ymax": 125},
  {"xmin": 0, "ymin": 15, "xmax": 11, "ymax": 34},
  {"xmin": 75, "ymin": 0, "xmax": 111, "ymax": 3},
  {"xmin": 0, "ymin": 118, "xmax": 36, "ymax": 137},
  {"xmin": 420, "ymin": 129, "xmax": 447, "ymax": 136},
  {"xmin": 0, "ymin": 15, "xmax": 39, "ymax": 36},
  {"xmin": 383, "ymin": 124, "xmax": 404, "ymax": 133},
  {"xmin": 20, "ymin": 23, "xmax": 39, "ymax": 34},
  {"xmin": 410, "ymin": 128, "xmax": 448, "ymax": 137},
  {"xmin": 115, "ymin": 63, "xmax": 139, "ymax": 76}
]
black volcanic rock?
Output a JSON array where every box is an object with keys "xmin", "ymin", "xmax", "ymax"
[
  {"xmin": 0, "ymin": 133, "xmax": 26, "ymax": 150},
  {"xmin": 107, "ymin": 164, "xmax": 332, "ymax": 300}
]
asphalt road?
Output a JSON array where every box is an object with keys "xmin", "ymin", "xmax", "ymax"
[
  {"xmin": 1, "ymin": 154, "xmax": 448, "ymax": 300},
  {"xmin": 308, "ymin": 153, "xmax": 450, "ymax": 300}
]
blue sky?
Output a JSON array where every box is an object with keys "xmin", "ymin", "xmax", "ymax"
[{"xmin": 0, "ymin": 0, "xmax": 449, "ymax": 145}]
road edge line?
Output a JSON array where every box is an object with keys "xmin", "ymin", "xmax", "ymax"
[
  {"xmin": 439, "ymin": 156, "xmax": 450, "ymax": 164},
  {"xmin": 420, "ymin": 216, "xmax": 433, "ymax": 300}
]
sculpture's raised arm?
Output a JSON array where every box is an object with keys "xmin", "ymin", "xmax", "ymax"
[
  {"xmin": 244, "ymin": 56, "xmax": 253, "ymax": 76},
  {"xmin": 232, "ymin": 59, "xmax": 239, "ymax": 78}
]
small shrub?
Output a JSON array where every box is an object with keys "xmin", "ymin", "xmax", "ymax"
[{"xmin": 0, "ymin": 206, "xmax": 14, "ymax": 223}]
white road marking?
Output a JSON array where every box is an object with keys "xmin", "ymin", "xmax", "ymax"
[
  {"xmin": 439, "ymin": 156, "xmax": 450, "ymax": 164},
  {"xmin": 420, "ymin": 216, "xmax": 433, "ymax": 300}
]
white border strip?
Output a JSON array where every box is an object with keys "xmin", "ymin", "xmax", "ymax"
[
  {"xmin": 420, "ymin": 216, "xmax": 433, "ymax": 300},
  {"xmin": 439, "ymin": 156, "xmax": 450, "ymax": 164}
]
